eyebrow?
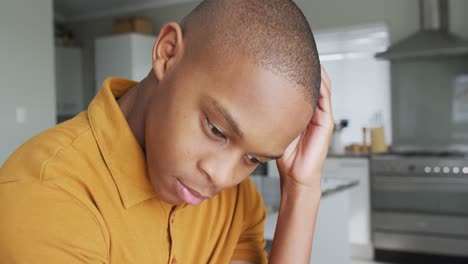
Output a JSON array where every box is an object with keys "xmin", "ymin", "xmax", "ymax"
[
  {"xmin": 207, "ymin": 96, "xmax": 283, "ymax": 160},
  {"xmin": 208, "ymin": 96, "xmax": 244, "ymax": 138}
]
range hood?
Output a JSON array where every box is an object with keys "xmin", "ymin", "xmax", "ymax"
[{"xmin": 376, "ymin": 0, "xmax": 468, "ymax": 60}]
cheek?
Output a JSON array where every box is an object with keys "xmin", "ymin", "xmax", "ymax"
[
  {"xmin": 162, "ymin": 109, "xmax": 211, "ymax": 167},
  {"xmin": 239, "ymin": 166, "xmax": 257, "ymax": 182},
  {"xmin": 222, "ymin": 151, "xmax": 260, "ymax": 187},
  {"xmin": 146, "ymin": 101, "xmax": 255, "ymax": 187},
  {"xmin": 220, "ymin": 167, "xmax": 256, "ymax": 193}
]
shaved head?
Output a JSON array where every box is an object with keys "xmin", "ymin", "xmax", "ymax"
[{"xmin": 180, "ymin": 0, "xmax": 321, "ymax": 107}]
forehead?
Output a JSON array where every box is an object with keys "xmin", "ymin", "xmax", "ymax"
[{"xmin": 193, "ymin": 59, "xmax": 313, "ymax": 150}]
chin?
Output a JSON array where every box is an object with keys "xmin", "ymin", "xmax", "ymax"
[
  {"xmin": 157, "ymin": 189, "xmax": 184, "ymax": 206},
  {"xmin": 150, "ymin": 175, "xmax": 182, "ymax": 205},
  {"xmin": 163, "ymin": 196, "xmax": 184, "ymax": 206}
]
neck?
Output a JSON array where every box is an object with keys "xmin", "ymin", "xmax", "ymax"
[{"xmin": 117, "ymin": 74, "xmax": 156, "ymax": 152}]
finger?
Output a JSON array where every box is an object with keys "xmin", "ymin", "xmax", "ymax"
[
  {"xmin": 317, "ymin": 78, "xmax": 332, "ymax": 111},
  {"xmin": 319, "ymin": 84, "xmax": 331, "ymax": 111},
  {"xmin": 316, "ymin": 81, "xmax": 334, "ymax": 123},
  {"xmin": 320, "ymin": 65, "xmax": 331, "ymax": 93},
  {"xmin": 320, "ymin": 79, "xmax": 331, "ymax": 101},
  {"xmin": 281, "ymin": 132, "xmax": 302, "ymax": 162},
  {"xmin": 320, "ymin": 65, "xmax": 331, "ymax": 89},
  {"xmin": 318, "ymin": 65, "xmax": 332, "ymax": 108}
]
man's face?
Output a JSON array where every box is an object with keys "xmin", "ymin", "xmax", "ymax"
[{"xmin": 145, "ymin": 56, "xmax": 313, "ymax": 206}]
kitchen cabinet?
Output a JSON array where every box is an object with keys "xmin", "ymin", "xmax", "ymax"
[
  {"xmin": 55, "ymin": 46, "xmax": 84, "ymax": 117},
  {"xmin": 323, "ymin": 157, "xmax": 372, "ymax": 259},
  {"xmin": 263, "ymin": 178, "xmax": 357, "ymax": 264},
  {"xmin": 95, "ymin": 33, "xmax": 156, "ymax": 93}
]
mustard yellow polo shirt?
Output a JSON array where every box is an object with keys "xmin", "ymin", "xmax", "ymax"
[{"xmin": 0, "ymin": 78, "xmax": 267, "ymax": 264}]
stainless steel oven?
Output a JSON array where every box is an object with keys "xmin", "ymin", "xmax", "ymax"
[{"xmin": 371, "ymin": 154, "xmax": 468, "ymax": 261}]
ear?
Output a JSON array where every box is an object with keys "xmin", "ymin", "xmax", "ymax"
[{"xmin": 152, "ymin": 22, "xmax": 184, "ymax": 81}]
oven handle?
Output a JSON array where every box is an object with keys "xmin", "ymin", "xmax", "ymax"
[{"xmin": 373, "ymin": 176, "xmax": 468, "ymax": 193}]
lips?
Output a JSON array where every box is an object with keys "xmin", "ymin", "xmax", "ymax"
[{"xmin": 176, "ymin": 179, "xmax": 210, "ymax": 206}]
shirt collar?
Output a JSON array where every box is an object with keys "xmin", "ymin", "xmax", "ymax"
[{"xmin": 88, "ymin": 77, "xmax": 156, "ymax": 208}]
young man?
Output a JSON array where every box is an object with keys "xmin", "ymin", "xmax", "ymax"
[{"xmin": 0, "ymin": 0, "xmax": 333, "ymax": 263}]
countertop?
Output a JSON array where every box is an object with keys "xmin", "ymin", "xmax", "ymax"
[
  {"xmin": 263, "ymin": 177, "xmax": 358, "ymax": 253},
  {"xmin": 251, "ymin": 176, "xmax": 359, "ymax": 212},
  {"xmin": 321, "ymin": 177, "xmax": 359, "ymax": 197},
  {"xmin": 327, "ymin": 153, "xmax": 371, "ymax": 159}
]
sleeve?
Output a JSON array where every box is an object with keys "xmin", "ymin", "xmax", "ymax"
[
  {"xmin": 0, "ymin": 180, "xmax": 109, "ymax": 264},
  {"xmin": 231, "ymin": 178, "xmax": 268, "ymax": 264}
]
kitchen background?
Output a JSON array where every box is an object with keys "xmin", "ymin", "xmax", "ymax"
[
  {"xmin": 3, "ymin": 0, "xmax": 468, "ymax": 163},
  {"xmin": 1, "ymin": 0, "xmax": 468, "ymax": 263}
]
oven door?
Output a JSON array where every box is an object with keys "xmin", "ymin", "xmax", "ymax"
[
  {"xmin": 372, "ymin": 175, "xmax": 468, "ymax": 257},
  {"xmin": 372, "ymin": 175, "xmax": 468, "ymax": 216}
]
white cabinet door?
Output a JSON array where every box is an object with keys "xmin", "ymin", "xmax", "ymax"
[
  {"xmin": 55, "ymin": 46, "xmax": 84, "ymax": 116},
  {"xmin": 95, "ymin": 33, "xmax": 156, "ymax": 93},
  {"xmin": 130, "ymin": 35, "xmax": 156, "ymax": 82},
  {"xmin": 95, "ymin": 35, "xmax": 132, "ymax": 92},
  {"xmin": 323, "ymin": 157, "xmax": 372, "ymax": 258}
]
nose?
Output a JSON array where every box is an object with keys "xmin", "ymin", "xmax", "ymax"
[{"xmin": 197, "ymin": 149, "xmax": 242, "ymax": 191}]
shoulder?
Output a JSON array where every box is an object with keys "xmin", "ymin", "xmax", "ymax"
[
  {"xmin": 237, "ymin": 177, "xmax": 262, "ymax": 202},
  {"xmin": 0, "ymin": 112, "xmax": 94, "ymax": 183},
  {"xmin": 0, "ymin": 180, "xmax": 109, "ymax": 262},
  {"xmin": 0, "ymin": 180, "xmax": 108, "ymax": 236},
  {"xmin": 231, "ymin": 178, "xmax": 268, "ymax": 263},
  {"xmin": 0, "ymin": 112, "xmax": 106, "ymax": 231},
  {"xmin": 236, "ymin": 178, "xmax": 265, "ymax": 219}
]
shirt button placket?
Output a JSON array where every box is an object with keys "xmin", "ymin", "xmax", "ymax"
[{"xmin": 169, "ymin": 213, "xmax": 176, "ymax": 264}]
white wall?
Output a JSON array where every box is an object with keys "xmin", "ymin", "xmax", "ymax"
[
  {"xmin": 0, "ymin": 0, "xmax": 56, "ymax": 164},
  {"xmin": 315, "ymin": 24, "xmax": 392, "ymax": 145}
]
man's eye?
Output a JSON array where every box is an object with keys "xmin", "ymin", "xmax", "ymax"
[
  {"xmin": 206, "ymin": 117, "xmax": 225, "ymax": 139},
  {"xmin": 247, "ymin": 155, "xmax": 264, "ymax": 165}
]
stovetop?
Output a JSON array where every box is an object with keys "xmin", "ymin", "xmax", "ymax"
[
  {"xmin": 371, "ymin": 151, "xmax": 468, "ymax": 175},
  {"xmin": 380, "ymin": 151, "xmax": 468, "ymax": 158},
  {"xmin": 386, "ymin": 145, "xmax": 468, "ymax": 158}
]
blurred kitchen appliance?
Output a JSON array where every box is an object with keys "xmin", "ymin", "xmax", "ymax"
[
  {"xmin": 330, "ymin": 119, "xmax": 349, "ymax": 154},
  {"xmin": 376, "ymin": 0, "xmax": 468, "ymax": 59},
  {"xmin": 371, "ymin": 153, "xmax": 468, "ymax": 263},
  {"xmin": 376, "ymin": 0, "xmax": 468, "ymax": 152}
]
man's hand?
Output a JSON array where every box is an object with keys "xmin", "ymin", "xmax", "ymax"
[
  {"xmin": 268, "ymin": 66, "xmax": 334, "ymax": 264},
  {"xmin": 276, "ymin": 65, "xmax": 334, "ymax": 190}
]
